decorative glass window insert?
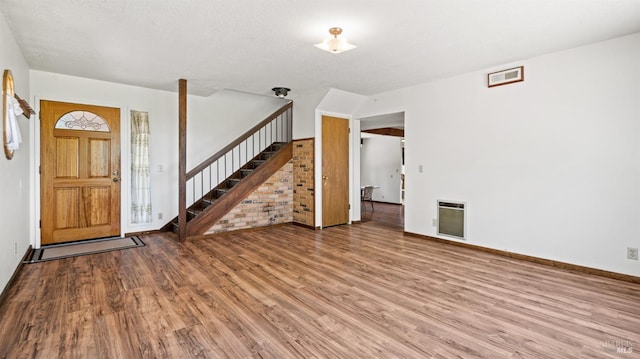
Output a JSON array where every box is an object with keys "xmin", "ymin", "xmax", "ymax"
[{"xmin": 55, "ymin": 111, "xmax": 110, "ymax": 132}]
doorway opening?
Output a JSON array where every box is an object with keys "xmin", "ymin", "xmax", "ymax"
[{"xmin": 359, "ymin": 111, "xmax": 405, "ymax": 231}]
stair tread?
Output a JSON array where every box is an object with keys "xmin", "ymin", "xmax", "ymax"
[{"xmin": 174, "ymin": 140, "xmax": 290, "ymax": 235}]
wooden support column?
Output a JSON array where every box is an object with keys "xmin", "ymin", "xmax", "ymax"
[{"xmin": 178, "ymin": 79, "xmax": 187, "ymax": 242}]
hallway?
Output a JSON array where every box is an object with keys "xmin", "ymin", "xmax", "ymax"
[{"xmin": 360, "ymin": 202, "xmax": 404, "ymax": 231}]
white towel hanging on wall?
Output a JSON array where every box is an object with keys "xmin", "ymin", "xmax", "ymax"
[{"xmin": 5, "ymin": 93, "xmax": 23, "ymax": 150}]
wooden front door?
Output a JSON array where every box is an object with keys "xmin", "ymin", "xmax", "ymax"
[
  {"xmin": 322, "ymin": 116, "xmax": 349, "ymax": 227},
  {"xmin": 40, "ymin": 100, "xmax": 121, "ymax": 245}
]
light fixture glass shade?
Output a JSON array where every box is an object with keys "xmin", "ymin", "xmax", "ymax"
[{"xmin": 314, "ymin": 27, "xmax": 357, "ymax": 54}]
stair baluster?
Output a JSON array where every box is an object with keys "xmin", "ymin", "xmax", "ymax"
[{"xmin": 167, "ymin": 101, "xmax": 293, "ymax": 239}]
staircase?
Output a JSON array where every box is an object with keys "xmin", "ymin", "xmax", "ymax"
[{"xmin": 167, "ymin": 101, "xmax": 293, "ymax": 239}]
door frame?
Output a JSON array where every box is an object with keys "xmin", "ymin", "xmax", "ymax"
[
  {"xmin": 31, "ymin": 96, "xmax": 130, "ymax": 249},
  {"xmin": 314, "ymin": 110, "xmax": 361, "ymax": 228}
]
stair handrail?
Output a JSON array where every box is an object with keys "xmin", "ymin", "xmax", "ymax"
[
  {"xmin": 186, "ymin": 101, "xmax": 292, "ymax": 179},
  {"xmin": 177, "ymin": 100, "xmax": 293, "ymax": 241}
]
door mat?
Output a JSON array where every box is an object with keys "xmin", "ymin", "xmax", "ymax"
[{"xmin": 26, "ymin": 236, "xmax": 145, "ymax": 263}]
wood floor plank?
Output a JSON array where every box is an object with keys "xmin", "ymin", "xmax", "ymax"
[{"xmin": 1, "ymin": 204, "xmax": 639, "ymax": 358}]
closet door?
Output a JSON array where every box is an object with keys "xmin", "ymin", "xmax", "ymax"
[{"xmin": 322, "ymin": 115, "xmax": 349, "ymax": 227}]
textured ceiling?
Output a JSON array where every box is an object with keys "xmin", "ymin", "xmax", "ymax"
[{"xmin": 1, "ymin": 0, "xmax": 639, "ymax": 97}]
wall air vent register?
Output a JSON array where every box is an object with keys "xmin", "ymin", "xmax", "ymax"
[{"xmin": 488, "ymin": 66, "xmax": 524, "ymax": 87}]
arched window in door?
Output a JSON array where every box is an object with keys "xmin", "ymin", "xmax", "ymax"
[{"xmin": 55, "ymin": 111, "xmax": 111, "ymax": 132}]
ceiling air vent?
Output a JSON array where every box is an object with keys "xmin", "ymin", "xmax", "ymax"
[{"xmin": 437, "ymin": 200, "xmax": 466, "ymax": 240}]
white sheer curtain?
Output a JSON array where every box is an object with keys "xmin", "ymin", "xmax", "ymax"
[{"xmin": 131, "ymin": 110, "xmax": 152, "ymax": 224}]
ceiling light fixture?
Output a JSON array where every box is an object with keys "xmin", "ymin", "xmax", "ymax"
[
  {"xmin": 314, "ymin": 27, "xmax": 357, "ymax": 54},
  {"xmin": 272, "ymin": 87, "xmax": 291, "ymax": 98}
]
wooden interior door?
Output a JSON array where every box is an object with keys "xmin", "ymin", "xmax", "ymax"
[
  {"xmin": 40, "ymin": 100, "xmax": 121, "ymax": 245},
  {"xmin": 322, "ymin": 115, "xmax": 349, "ymax": 227}
]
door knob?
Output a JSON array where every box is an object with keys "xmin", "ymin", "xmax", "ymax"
[
  {"xmin": 322, "ymin": 176, "xmax": 328, "ymax": 180},
  {"xmin": 113, "ymin": 177, "xmax": 120, "ymax": 182}
]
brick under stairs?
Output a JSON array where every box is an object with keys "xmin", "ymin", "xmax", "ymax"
[{"xmin": 167, "ymin": 142, "xmax": 292, "ymax": 237}]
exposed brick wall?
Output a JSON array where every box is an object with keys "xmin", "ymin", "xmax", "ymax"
[
  {"xmin": 205, "ymin": 161, "xmax": 293, "ymax": 234},
  {"xmin": 203, "ymin": 138, "xmax": 315, "ymax": 234},
  {"xmin": 293, "ymin": 139, "xmax": 315, "ymax": 226}
]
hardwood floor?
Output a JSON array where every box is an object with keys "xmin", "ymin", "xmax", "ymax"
[
  {"xmin": 1, "ymin": 221, "xmax": 639, "ymax": 358},
  {"xmin": 360, "ymin": 201, "xmax": 404, "ymax": 231}
]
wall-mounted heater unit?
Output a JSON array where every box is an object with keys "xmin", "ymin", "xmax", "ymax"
[{"xmin": 437, "ymin": 200, "xmax": 466, "ymax": 240}]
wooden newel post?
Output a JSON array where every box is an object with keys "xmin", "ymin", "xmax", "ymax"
[{"xmin": 178, "ymin": 79, "xmax": 187, "ymax": 242}]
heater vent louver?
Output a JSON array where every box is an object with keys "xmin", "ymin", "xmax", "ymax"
[
  {"xmin": 437, "ymin": 200, "xmax": 466, "ymax": 240},
  {"xmin": 490, "ymin": 69, "xmax": 519, "ymax": 83}
]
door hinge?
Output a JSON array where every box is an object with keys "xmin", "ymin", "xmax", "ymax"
[
  {"xmin": 39, "ymin": 165, "xmax": 41, "ymax": 175},
  {"xmin": 349, "ymin": 204, "xmax": 351, "ymax": 209},
  {"xmin": 39, "ymin": 220, "xmax": 41, "ymax": 228}
]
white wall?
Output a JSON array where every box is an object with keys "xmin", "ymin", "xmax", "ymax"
[
  {"xmin": 187, "ymin": 90, "xmax": 286, "ymax": 169},
  {"xmin": 356, "ymin": 33, "xmax": 640, "ymax": 276},
  {"xmin": 360, "ymin": 135, "xmax": 402, "ymax": 204},
  {"xmin": 30, "ymin": 72, "xmax": 284, "ymax": 242},
  {"xmin": 0, "ymin": 11, "xmax": 31, "ymax": 292},
  {"xmin": 290, "ymin": 90, "xmax": 327, "ymax": 140}
]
